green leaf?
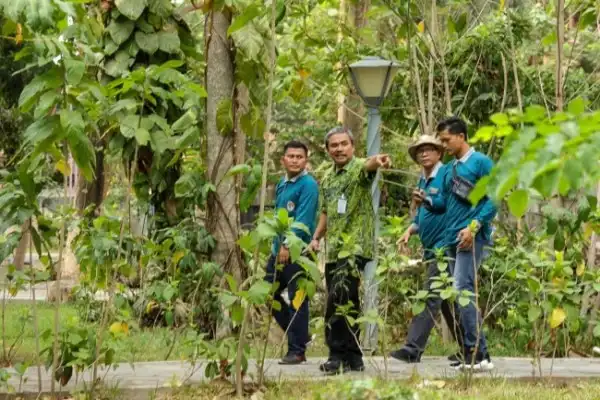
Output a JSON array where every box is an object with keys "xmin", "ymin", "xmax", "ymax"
[
  {"xmin": 528, "ymin": 305, "xmax": 542, "ymax": 322},
  {"xmin": 23, "ymin": 116, "xmax": 59, "ymax": 146},
  {"xmin": 158, "ymin": 31, "xmax": 180, "ymax": 54},
  {"xmin": 104, "ymin": 51, "xmax": 134, "ymax": 77},
  {"xmin": 507, "ymin": 189, "xmax": 529, "ymax": 218},
  {"xmin": 107, "ymin": 19, "xmax": 135, "ymax": 45},
  {"xmin": 468, "ymin": 176, "xmax": 490, "ymax": 204},
  {"xmin": 135, "ymin": 31, "xmax": 159, "ymax": 55},
  {"xmin": 542, "ymin": 31, "xmax": 557, "ymax": 46},
  {"xmin": 490, "ymin": 112, "xmax": 509, "ymax": 126},
  {"xmin": 171, "ymin": 110, "xmax": 196, "ymax": 133},
  {"xmin": 19, "ymin": 73, "xmax": 55, "ymax": 112},
  {"xmin": 134, "ymin": 128, "xmax": 151, "ymax": 146},
  {"xmin": 458, "ymin": 296, "xmax": 470, "ymax": 307},
  {"xmin": 228, "ymin": 5, "xmax": 261, "ymax": 36},
  {"xmin": 150, "ymin": 130, "xmax": 171, "ymax": 153},
  {"xmin": 247, "ymin": 281, "xmax": 271, "ymax": 304},
  {"xmin": 115, "ymin": 0, "xmax": 147, "ymax": 20},
  {"xmin": 120, "ymin": 115, "xmax": 139, "ymax": 138},
  {"xmin": 216, "ymin": 98, "xmax": 233, "ymax": 134},
  {"xmin": 231, "ymin": 304, "xmax": 244, "ymax": 324},
  {"xmin": 34, "ymin": 91, "xmax": 60, "ymax": 119},
  {"xmin": 553, "ymin": 229, "xmax": 565, "ymax": 251},
  {"xmin": 226, "ymin": 164, "xmax": 251, "ymax": 178},
  {"xmin": 567, "ymin": 97, "xmax": 586, "ymax": 115},
  {"xmin": 148, "ymin": 0, "xmax": 173, "ymax": 17},
  {"xmin": 165, "ymin": 310, "xmax": 174, "ymax": 326},
  {"xmin": 412, "ymin": 302, "xmax": 425, "ymax": 316},
  {"xmin": 64, "ymin": 58, "xmax": 85, "ymax": 86},
  {"xmin": 60, "ymin": 110, "xmax": 85, "ymax": 138},
  {"xmin": 594, "ymin": 323, "xmax": 600, "ymax": 338}
]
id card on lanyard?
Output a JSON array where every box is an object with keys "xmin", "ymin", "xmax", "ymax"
[{"xmin": 337, "ymin": 194, "xmax": 347, "ymax": 214}]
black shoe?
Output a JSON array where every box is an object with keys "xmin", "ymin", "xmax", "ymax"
[
  {"xmin": 390, "ymin": 348, "xmax": 420, "ymax": 363},
  {"xmin": 319, "ymin": 358, "xmax": 343, "ymax": 374},
  {"xmin": 451, "ymin": 351, "xmax": 494, "ymax": 371},
  {"xmin": 344, "ymin": 356, "xmax": 365, "ymax": 372},
  {"xmin": 279, "ymin": 353, "xmax": 306, "ymax": 365}
]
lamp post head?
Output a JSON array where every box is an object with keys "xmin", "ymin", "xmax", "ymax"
[{"xmin": 349, "ymin": 56, "xmax": 400, "ymax": 108}]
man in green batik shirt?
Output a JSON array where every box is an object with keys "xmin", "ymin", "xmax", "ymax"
[{"xmin": 308, "ymin": 127, "xmax": 391, "ymax": 375}]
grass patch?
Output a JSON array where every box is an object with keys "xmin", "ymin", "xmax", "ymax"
[{"xmin": 162, "ymin": 378, "xmax": 600, "ymax": 400}]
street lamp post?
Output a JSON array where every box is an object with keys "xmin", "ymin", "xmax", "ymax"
[{"xmin": 348, "ymin": 56, "xmax": 400, "ymax": 352}]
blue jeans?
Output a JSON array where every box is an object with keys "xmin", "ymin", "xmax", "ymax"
[
  {"xmin": 265, "ymin": 255, "xmax": 310, "ymax": 355},
  {"xmin": 447, "ymin": 239, "xmax": 489, "ymax": 355}
]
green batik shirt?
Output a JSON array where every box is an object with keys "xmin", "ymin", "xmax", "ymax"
[{"xmin": 320, "ymin": 157, "xmax": 376, "ymax": 263}]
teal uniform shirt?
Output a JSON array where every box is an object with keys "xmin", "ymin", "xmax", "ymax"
[
  {"xmin": 272, "ymin": 171, "xmax": 319, "ymax": 256},
  {"xmin": 413, "ymin": 162, "xmax": 447, "ymax": 251},
  {"xmin": 438, "ymin": 148, "xmax": 497, "ymax": 246}
]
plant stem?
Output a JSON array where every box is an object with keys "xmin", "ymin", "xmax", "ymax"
[
  {"xmin": 234, "ymin": 0, "xmax": 277, "ymax": 395},
  {"xmin": 28, "ymin": 219, "xmax": 43, "ymax": 394}
]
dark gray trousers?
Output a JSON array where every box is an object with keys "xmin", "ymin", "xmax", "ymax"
[{"xmin": 402, "ymin": 255, "xmax": 463, "ymax": 357}]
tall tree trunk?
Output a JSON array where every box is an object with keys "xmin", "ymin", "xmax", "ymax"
[
  {"xmin": 205, "ymin": 9, "xmax": 243, "ymax": 337},
  {"xmin": 342, "ymin": 0, "xmax": 370, "ymax": 154}
]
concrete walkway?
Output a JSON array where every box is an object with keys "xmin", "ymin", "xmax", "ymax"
[{"xmin": 2, "ymin": 357, "xmax": 600, "ymax": 397}]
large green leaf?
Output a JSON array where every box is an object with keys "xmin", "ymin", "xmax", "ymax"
[
  {"xmin": 135, "ymin": 31, "xmax": 159, "ymax": 54},
  {"xmin": 2, "ymin": 0, "xmax": 55, "ymax": 29},
  {"xmin": 158, "ymin": 31, "xmax": 180, "ymax": 54},
  {"xmin": 134, "ymin": 128, "xmax": 151, "ymax": 146},
  {"xmin": 507, "ymin": 189, "xmax": 529, "ymax": 218},
  {"xmin": 148, "ymin": 0, "xmax": 172, "ymax": 17},
  {"xmin": 18, "ymin": 69, "xmax": 62, "ymax": 112},
  {"xmin": 60, "ymin": 109, "xmax": 85, "ymax": 138},
  {"xmin": 23, "ymin": 116, "xmax": 59, "ymax": 145},
  {"xmin": 171, "ymin": 110, "xmax": 196, "ymax": 133},
  {"xmin": 106, "ymin": 19, "xmax": 135, "ymax": 45},
  {"xmin": 104, "ymin": 51, "xmax": 134, "ymax": 77},
  {"xmin": 150, "ymin": 130, "xmax": 171, "ymax": 153},
  {"xmin": 115, "ymin": 0, "xmax": 147, "ymax": 21},
  {"xmin": 33, "ymin": 91, "xmax": 60, "ymax": 119},
  {"xmin": 228, "ymin": 4, "xmax": 261, "ymax": 36},
  {"xmin": 64, "ymin": 58, "xmax": 85, "ymax": 86},
  {"xmin": 120, "ymin": 115, "xmax": 140, "ymax": 138}
]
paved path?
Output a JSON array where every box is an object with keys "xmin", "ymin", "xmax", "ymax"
[{"xmin": 2, "ymin": 357, "xmax": 600, "ymax": 397}]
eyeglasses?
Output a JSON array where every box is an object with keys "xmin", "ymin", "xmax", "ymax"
[{"xmin": 417, "ymin": 147, "xmax": 438, "ymax": 155}]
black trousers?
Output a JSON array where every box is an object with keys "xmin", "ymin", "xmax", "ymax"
[
  {"xmin": 264, "ymin": 255, "xmax": 310, "ymax": 355},
  {"xmin": 324, "ymin": 256, "xmax": 369, "ymax": 361},
  {"xmin": 403, "ymin": 255, "xmax": 464, "ymax": 357}
]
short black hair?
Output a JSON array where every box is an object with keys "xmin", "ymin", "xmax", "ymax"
[
  {"xmin": 283, "ymin": 140, "xmax": 308, "ymax": 156},
  {"xmin": 436, "ymin": 117, "xmax": 468, "ymax": 140}
]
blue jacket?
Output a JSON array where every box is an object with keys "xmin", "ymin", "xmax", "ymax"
[
  {"xmin": 413, "ymin": 162, "xmax": 447, "ymax": 251},
  {"xmin": 435, "ymin": 149, "xmax": 497, "ymax": 246},
  {"xmin": 272, "ymin": 171, "xmax": 319, "ymax": 255}
]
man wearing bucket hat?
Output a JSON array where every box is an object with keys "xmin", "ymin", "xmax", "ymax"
[{"xmin": 390, "ymin": 135, "xmax": 463, "ymax": 363}]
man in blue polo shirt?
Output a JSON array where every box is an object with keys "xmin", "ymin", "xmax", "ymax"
[
  {"xmin": 435, "ymin": 117, "xmax": 497, "ymax": 371},
  {"xmin": 265, "ymin": 140, "xmax": 319, "ymax": 365},
  {"xmin": 390, "ymin": 135, "xmax": 462, "ymax": 363}
]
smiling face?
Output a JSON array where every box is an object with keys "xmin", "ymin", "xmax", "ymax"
[
  {"xmin": 416, "ymin": 144, "xmax": 441, "ymax": 169},
  {"xmin": 326, "ymin": 132, "xmax": 354, "ymax": 167},
  {"xmin": 438, "ymin": 129, "xmax": 465, "ymax": 157},
  {"xmin": 281, "ymin": 146, "xmax": 308, "ymax": 177}
]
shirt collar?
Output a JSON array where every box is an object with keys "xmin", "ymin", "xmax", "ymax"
[
  {"xmin": 421, "ymin": 161, "xmax": 443, "ymax": 180},
  {"xmin": 334, "ymin": 156, "xmax": 356, "ymax": 173},
  {"xmin": 284, "ymin": 169, "xmax": 307, "ymax": 183},
  {"xmin": 455, "ymin": 148, "xmax": 475, "ymax": 164}
]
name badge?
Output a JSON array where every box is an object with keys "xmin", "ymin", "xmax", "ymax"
[{"xmin": 337, "ymin": 194, "xmax": 347, "ymax": 214}]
